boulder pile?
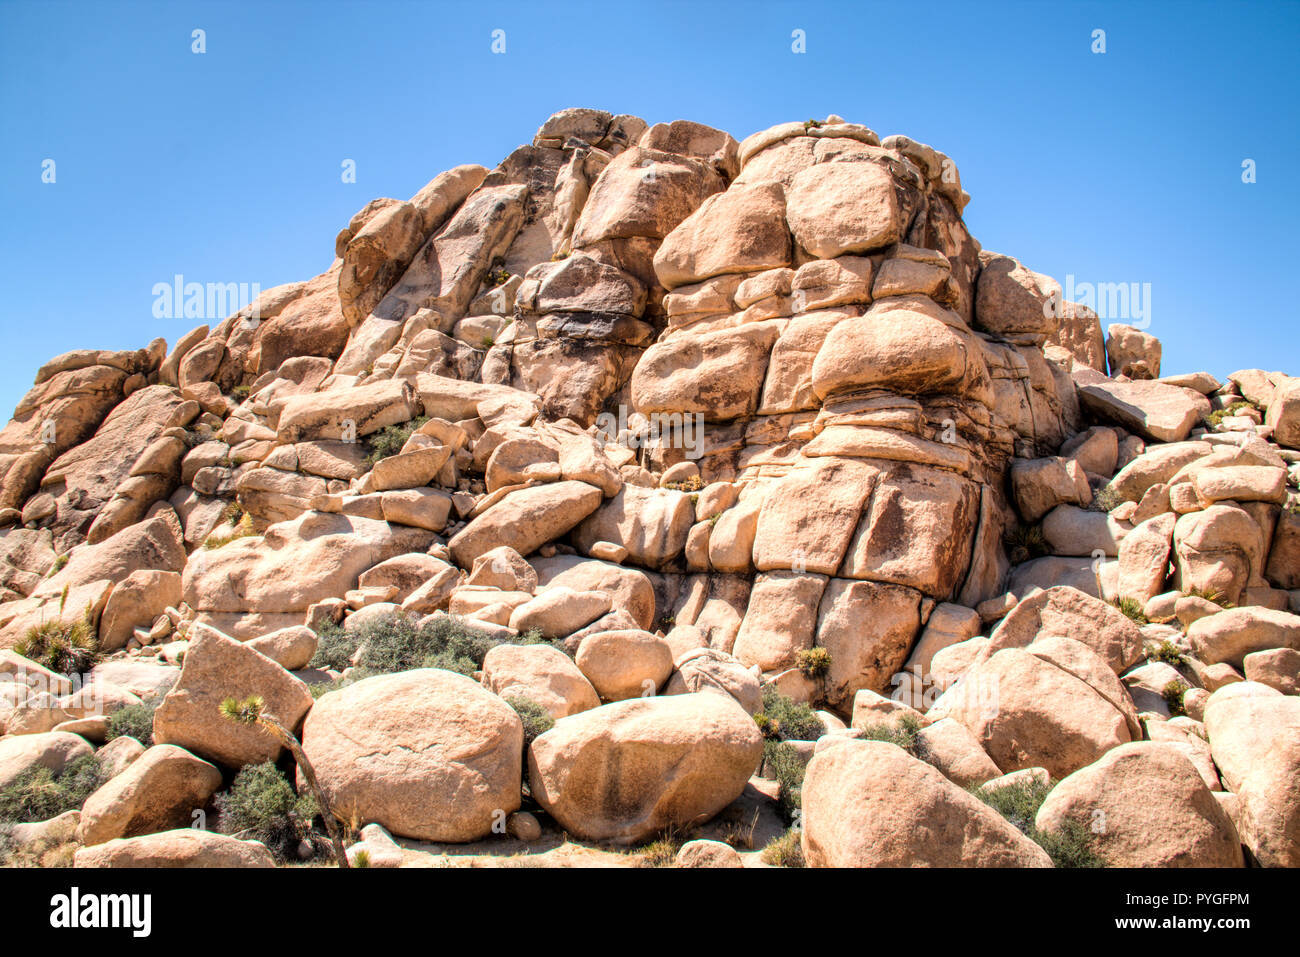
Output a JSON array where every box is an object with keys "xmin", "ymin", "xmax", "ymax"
[{"xmin": 1, "ymin": 108, "xmax": 1297, "ymax": 869}]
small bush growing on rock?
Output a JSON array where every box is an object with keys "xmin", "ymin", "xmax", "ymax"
[
  {"xmin": 762, "ymin": 827, "xmax": 806, "ymax": 868},
  {"xmin": 1184, "ymin": 585, "xmax": 1231, "ymax": 607},
  {"xmin": 1004, "ymin": 524, "xmax": 1048, "ymax": 564},
  {"xmin": 855, "ymin": 714, "xmax": 926, "ymax": 758},
  {"xmin": 0, "ymin": 754, "xmax": 104, "ymax": 827},
  {"xmin": 637, "ymin": 827, "xmax": 685, "ymax": 868},
  {"xmin": 46, "ymin": 554, "xmax": 68, "ymax": 576},
  {"xmin": 311, "ymin": 612, "xmax": 549, "ymax": 678},
  {"xmin": 764, "ymin": 740, "xmax": 808, "ymax": 820},
  {"xmin": 1205, "ymin": 401, "xmax": 1254, "ymax": 428},
  {"xmin": 1162, "ymin": 679, "xmax": 1189, "ymax": 717},
  {"xmin": 1089, "ymin": 485, "xmax": 1125, "ymax": 513},
  {"xmin": 214, "ymin": 761, "xmax": 323, "ymax": 862},
  {"xmin": 1147, "ymin": 639, "xmax": 1186, "ymax": 666},
  {"xmin": 754, "ymin": 685, "xmax": 825, "ymax": 742},
  {"xmin": 1112, "ymin": 596, "xmax": 1149, "ymax": 625},
  {"xmin": 794, "ymin": 647, "xmax": 831, "ymax": 679},
  {"xmin": 15, "ymin": 615, "xmax": 99, "ymax": 674},
  {"xmin": 203, "ymin": 512, "xmax": 257, "ymax": 550},
  {"xmin": 505, "ymin": 695, "xmax": 554, "ymax": 750},
  {"xmin": 363, "ymin": 415, "xmax": 429, "ymax": 467},
  {"xmin": 970, "ymin": 776, "xmax": 1106, "ymax": 868},
  {"xmin": 105, "ymin": 700, "xmax": 159, "ymax": 746},
  {"xmin": 663, "ymin": 475, "xmax": 703, "ymax": 492}
]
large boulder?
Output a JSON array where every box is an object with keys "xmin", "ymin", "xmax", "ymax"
[
  {"xmin": 301, "ymin": 669, "xmax": 523, "ymax": 842},
  {"xmin": 1187, "ymin": 606, "xmax": 1300, "ymax": 669},
  {"xmin": 528, "ymin": 693, "xmax": 763, "ymax": 844},
  {"xmin": 934, "ymin": 647, "xmax": 1132, "ymax": 778},
  {"xmin": 480, "ymin": 642, "xmax": 600, "ymax": 719},
  {"xmin": 152, "ymin": 626, "xmax": 314, "ymax": 768},
  {"xmin": 448, "ymin": 481, "xmax": 603, "ymax": 568},
  {"xmin": 800, "ymin": 739, "xmax": 1052, "ymax": 867},
  {"xmin": 1034, "ymin": 742, "xmax": 1243, "ymax": 867},
  {"xmin": 575, "ymin": 629, "xmax": 674, "ymax": 701},
  {"xmin": 73, "ymin": 829, "xmax": 275, "ymax": 868},
  {"xmin": 1076, "ymin": 374, "xmax": 1210, "ymax": 443},
  {"xmin": 1203, "ymin": 685, "xmax": 1300, "ymax": 867},
  {"xmin": 987, "ymin": 586, "xmax": 1144, "ymax": 674},
  {"xmin": 76, "ymin": 745, "xmax": 223, "ymax": 846},
  {"xmin": 0, "ymin": 731, "xmax": 92, "ymax": 789}
]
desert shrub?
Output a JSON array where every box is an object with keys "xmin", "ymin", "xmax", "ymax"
[
  {"xmin": 105, "ymin": 701, "xmax": 159, "ymax": 746},
  {"xmin": 795, "ymin": 647, "xmax": 832, "ymax": 679},
  {"xmin": 1089, "ymin": 485, "xmax": 1126, "ymax": 513},
  {"xmin": 309, "ymin": 612, "xmax": 537, "ymax": 677},
  {"xmin": 1112, "ymin": 596, "xmax": 1149, "ymax": 625},
  {"xmin": 637, "ymin": 827, "xmax": 684, "ymax": 867},
  {"xmin": 762, "ymin": 827, "xmax": 806, "ymax": 867},
  {"xmin": 363, "ymin": 415, "xmax": 429, "ymax": 467},
  {"xmin": 754, "ymin": 685, "xmax": 825, "ymax": 742},
  {"xmin": 214, "ymin": 762, "xmax": 322, "ymax": 862},
  {"xmin": 505, "ymin": 696, "xmax": 554, "ymax": 750},
  {"xmin": 663, "ymin": 474, "xmax": 703, "ymax": 492},
  {"xmin": 0, "ymin": 754, "xmax": 104, "ymax": 826},
  {"xmin": 1147, "ymin": 639, "xmax": 1186, "ymax": 666},
  {"xmin": 1162, "ymin": 679, "xmax": 1189, "ymax": 717},
  {"xmin": 764, "ymin": 740, "xmax": 808, "ymax": 821},
  {"xmin": 1184, "ymin": 585, "xmax": 1231, "ymax": 607},
  {"xmin": 203, "ymin": 512, "xmax": 257, "ymax": 550},
  {"xmin": 1205, "ymin": 401, "xmax": 1254, "ymax": 428},
  {"xmin": 1004, "ymin": 524, "xmax": 1048, "ymax": 564},
  {"xmin": 855, "ymin": 713, "xmax": 926, "ymax": 758},
  {"xmin": 46, "ymin": 554, "xmax": 68, "ymax": 576},
  {"xmin": 970, "ymin": 775, "xmax": 1106, "ymax": 868},
  {"xmin": 15, "ymin": 616, "xmax": 99, "ymax": 674}
]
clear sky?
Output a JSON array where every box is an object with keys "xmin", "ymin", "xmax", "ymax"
[{"xmin": 1, "ymin": 0, "xmax": 1296, "ymax": 419}]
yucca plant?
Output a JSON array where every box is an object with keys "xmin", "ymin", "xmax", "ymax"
[
  {"xmin": 15, "ymin": 614, "xmax": 99, "ymax": 674},
  {"xmin": 219, "ymin": 694, "xmax": 348, "ymax": 868}
]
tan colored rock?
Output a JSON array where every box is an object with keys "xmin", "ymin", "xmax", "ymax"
[
  {"xmin": 1187, "ymin": 606, "xmax": 1300, "ymax": 668},
  {"xmin": 1010, "ymin": 456, "xmax": 1091, "ymax": 522},
  {"xmin": 0, "ymin": 731, "xmax": 93, "ymax": 789},
  {"xmin": 465, "ymin": 546, "xmax": 537, "ymax": 592},
  {"xmin": 531, "ymin": 555, "xmax": 655, "ymax": 632},
  {"xmin": 97, "ymin": 569, "xmax": 183, "ymax": 653},
  {"xmin": 1076, "ymin": 375, "xmax": 1211, "ymax": 444},
  {"xmin": 973, "ymin": 253, "xmax": 1060, "ymax": 340},
  {"xmin": 1203, "ymin": 685, "xmax": 1300, "ymax": 867},
  {"xmin": 76, "ymin": 744, "xmax": 222, "ymax": 846},
  {"xmin": 936, "ymin": 648, "xmax": 1131, "ymax": 778},
  {"xmin": 1194, "ymin": 465, "xmax": 1288, "ymax": 506},
  {"xmin": 1035, "ymin": 741, "xmax": 1241, "ymax": 867},
  {"xmin": 800, "ymin": 739, "xmax": 1052, "ymax": 867},
  {"xmin": 1106, "ymin": 324, "xmax": 1162, "ymax": 379},
  {"xmin": 816, "ymin": 579, "xmax": 922, "ymax": 710},
  {"xmin": 448, "ymin": 481, "xmax": 603, "ymax": 568},
  {"xmin": 528, "ymin": 693, "xmax": 763, "ymax": 844},
  {"xmin": 572, "ymin": 484, "xmax": 693, "ymax": 569},
  {"xmin": 244, "ymin": 625, "xmax": 318, "ymax": 672},
  {"xmin": 663, "ymin": 647, "xmax": 762, "ymax": 714},
  {"xmin": 987, "ymin": 586, "xmax": 1144, "ymax": 674},
  {"xmin": 916, "ymin": 717, "xmax": 1002, "ymax": 787},
  {"xmin": 73, "ymin": 829, "xmax": 275, "ymax": 868},
  {"xmin": 631, "ymin": 320, "xmax": 783, "ymax": 420},
  {"xmin": 358, "ymin": 553, "xmax": 455, "ymax": 603},
  {"xmin": 652, "ymin": 182, "xmax": 791, "ymax": 290},
  {"xmin": 784, "ymin": 161, "xmax": 903, "ymax": 260},
  {"xmin": 275, "ymin": 377, "xmax": 417, "ymax": 443},
  {"xmin": 732, "ymin": 571, "xmax": 826, "ymax": 671},
  {"xmin": 303, "ymin": 669, "xmax": 522, "ymax": 842},
  {"xmin": 1242, "ymin": 647, "xmax": 1300, "ymax": 695},
  {"xmin": 752, "ymin": 459, "xmax": 874, "ymax": 574},
  {"xmin": 575, "ymin": 629, "xmax": 673, "ymax": 701},
  {"xmin": 153, "ymin": 626, "xmax": 313, "ymax": 768},
  {"xmin": 508, "ymin": 587, "xmax": 611, "ymax": 638},
  {"xmin": 675, "ymin": 838, "xmax": 743, "ymax": 868},
  {"xmin": 481, "ymin": 643, "xmax": 599, "ymax": 719},
  {"xmin": 1264, "ymin": 376, "xmax": 1300, "ymax": 449},
  {"xmin": 1173, "ymin": 504, "xmax": 1265, "ymax": 606},
  {"xmin": 1117, "ymin": 512, "xmax": 1176, "ymax": 605}
]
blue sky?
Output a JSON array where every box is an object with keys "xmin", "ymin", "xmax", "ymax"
[{"xmin": 1, "ymin": 0, "xmax": 1296, "ymax": 419}]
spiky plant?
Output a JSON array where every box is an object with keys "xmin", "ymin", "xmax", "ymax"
[{"xmin": 219, "ymin": 695, "xmax": 348, "ymax": 868}]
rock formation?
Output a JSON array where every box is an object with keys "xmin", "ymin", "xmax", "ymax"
[{"xmin": 1, "ymin": 108, "xmax": 1298, "ymax": 869}]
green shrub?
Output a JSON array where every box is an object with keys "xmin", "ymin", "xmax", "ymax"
[
  {"xmin": 1162, "ymin": 679, "xmax": 1189, "ymax": 717},
  {"xmin": 856, "ymin": 713, "xmax": 926, "ymax": 758},
  {"xmin": 761, "ymin": 827, "xmax": 805, "ymax": 867},
  {"xmin": 46, "ymin": 554, "xmax": 68, "ymax": 576},
  {"xmin": 1148, "ymin": 639, "xmax": 1186, "ymax": 666},
  {"xmin": 1112, "ymin": 596, "xmax": 1149, "ymax": 625},
  {"xmin": 0, "ymin": 754, "xmax": 104, "ymax": 826},
  {"xmin": 105, "ymin": 701, "xmax": 159, "ymax": 746},
  {"xmin": 754, "ymin": 685, "xmax": 825, "ymax": 742},
  {"xmin": 203, "ymin": 512, "xmax": 258, "ymax": 550},
  {"xmin": 794, "ymin": 647, "xmax": 831, "ymax": 679},
  {"xmin": 637, "ymin": 827, "xmax": 684, "ymax": 867},
  {"xmin": 1004, "ymin": 524, "xmax": 1049, "ymax": 564},
  {"xmin": 214, "ymin": 762, "xmax": 322, "ymax": 862},
  {"xmin": 1205, "ymin": 401, "xmax": 1254, "ymax": 428},
  {"xmin": 1089, "ymin": 485, "xmax": 1125, "ymax": 513},
  {"xmin": 363, "ymin": 416, "xmax": 429, "ymax": 467},
  {"xmin": 14, "ymin": 616, "xmax": 99, "ymax": 674},
  {"xmin": 505, "ymin": 696, "xmax": 554, "ymax": 750},
  {"xmin": 309, "ymin": 611, "xmax": 535, "ymax": 677},
  {"xmin": 970, "ymin": 775, "xmax": 1106, "ymax": 868},
  {"xmin": 764, "ymin": 740, "xmax": 808, "ymax": 821}
]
